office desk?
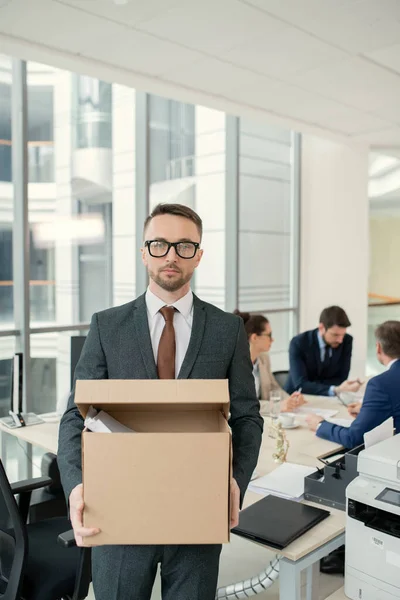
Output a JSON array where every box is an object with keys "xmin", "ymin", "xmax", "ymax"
[
  {"xmin": 0, "ymin": 396, "xmax": 351, "ymax": 599},
  {"xmin": 0, "ymin": 414, "xmax": 59, "ymax": 454}
]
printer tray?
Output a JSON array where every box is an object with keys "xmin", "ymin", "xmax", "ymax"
[{"xmin": 232, "ymin": 495, "xmax": 330, "ymax": 550}]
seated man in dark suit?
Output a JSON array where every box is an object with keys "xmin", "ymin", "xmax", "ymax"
[
  {"xmin": 285, "ymin": 305, "xmax": 362, "ymax": 397},
  {"xmin": 306, "ymin": 320, "xmax": 400, "ymax": 447}
]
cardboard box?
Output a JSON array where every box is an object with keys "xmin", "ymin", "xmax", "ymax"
[{"xmin": 75, "ymin": 379, "xmax": 231, "ymax": 546}]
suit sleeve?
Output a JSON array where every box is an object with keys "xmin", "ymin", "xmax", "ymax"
[
  {"xmin": 228, "ymin": 319, "xmax": 264, "ymax": 504},
  {"xmin": 288, "ymin": 337, "xmax": 331, "ymax": 396},
  {"xmin": 317, "ymin": 377, "xmax": 392, "ymax": 448},
  {"xmin": 57, "ymin": 313, "xmax": 108, "ymax": 503},
  {"xmin": 337, "ymin": 335, "xmax": 352, "ymax": 383}
]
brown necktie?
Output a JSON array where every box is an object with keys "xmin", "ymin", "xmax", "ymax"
[{"xmin": 157, "ymin": 306, "xmax": 176, "ymax": 379}]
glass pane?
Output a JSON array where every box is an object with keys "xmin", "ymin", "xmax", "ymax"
[
  {"xmin": 0, "ymin": 55, "xmax": 14, "ymax": 328},
  {"xmin": 30, "ymin": 329, "xmax": 88, "ymax": 415},
  {"xmin": 148, "ymin": 99, "xmax": 226, "ymax": 308},
  {"xmin": 238, "ymin": 119, "xmax": 294, "ymax": 312},
  {"xmin": 27, "ymin": 63, "xmax": 136, "ymax": 323},
  {"xmin": 261, "ymin": 311, "xmax": 294, "ymax": 371},
  {"xmin": 367, "ymin": 304, "xmax": 400, "ymax": 376}
]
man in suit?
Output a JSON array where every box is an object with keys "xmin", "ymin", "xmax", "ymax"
[
  {"xmin": 285, "ymin": 306, "xmax": 362, "ymax": 397},
  {"xmin": 57, "ymin": 203, "xmax": 263, "ymax": 600},
  {"xmin": 306, "ymin": 320, "xmax": 400, "ymax": 447}
]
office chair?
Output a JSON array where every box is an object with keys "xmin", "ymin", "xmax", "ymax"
[
  {"xmin": 0, "ymin": 459, "xmax": 91, "ymax": 600},
  {"xmin": 29, "ymin": 453, "xmax": 67, "ymax": 523},
  {"xmin": 273, "ymin": 370, "xmax": 289, "ymax": 390}
]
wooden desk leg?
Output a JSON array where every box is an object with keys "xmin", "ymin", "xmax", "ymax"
[
  {"xmin": 279, "ymin": 558, "xmax": 301, "ymax": 600},
  {"xmin": 306, "ymin": 562, "xmax": 320, "ymax": 600}
]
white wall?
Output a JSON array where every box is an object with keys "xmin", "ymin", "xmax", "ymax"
[
  {"xmin": 300, "ymin": 135, "xmax": 369, "ymax": 377},
  {"xmin": 370, "ymin": 216, "xmax": 400, "ymax": 300}
]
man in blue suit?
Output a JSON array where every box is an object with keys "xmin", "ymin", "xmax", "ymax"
[
  {"xmin": 307, "ymin": 320, "xmax": 400, "ymax": 448},
  {"xmin": 285, "ymin": 306, "xmax": 362, "ymax": 397}
]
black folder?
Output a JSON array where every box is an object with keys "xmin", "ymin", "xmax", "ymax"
[{"xmin": 232, "ymin": 495, "xmax": 330, "ymax": 550}]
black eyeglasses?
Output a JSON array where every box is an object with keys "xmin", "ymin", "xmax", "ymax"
[
  {"xmin": 145, "ymin": 240, "xmax": 200, "ymax": 259},
  {"xmin": 259, "ymin": 332, "xmax": 273, "ymax": 339}
]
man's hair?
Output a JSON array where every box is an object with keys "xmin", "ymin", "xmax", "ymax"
[
  {"xmin": 143, "ymin": 203, "xmax": 203, "ymax": 240},
  {"xmin": 319, "ymin": 306, "xmax": 351, "ymax": 329},
  {"xmin": 375, "ymin": 321, "xmax": 400, "ymax": 358}
]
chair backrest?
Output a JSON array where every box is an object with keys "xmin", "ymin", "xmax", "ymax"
[
  {"xmin": 0, "ymin": 460, "xmax": 28, "ymax": 600},
  {"xmin": 273, "ymin": 370, "xmax": 289, "ymax": 390}
]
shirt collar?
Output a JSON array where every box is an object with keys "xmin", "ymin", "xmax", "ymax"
[
  {"xmin": 387, "ymin": 358, "xmax": 399, "ymax": 371},
  {"xmin": 317, "ymin": 330, "xmax": 326, "ymax": 350},
  {"xmin": 145, "ymin": 288, "xmax": 193, "ymax": 319}
]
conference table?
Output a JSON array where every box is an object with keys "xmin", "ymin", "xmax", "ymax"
[{"xmin": 0, "ymin": 394, "xmax": 353, "ymax": 600}]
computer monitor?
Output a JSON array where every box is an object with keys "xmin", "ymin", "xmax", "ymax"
[
  {"xmin": 70, "ymin": 336, "xmax": 86, "ymax": 389},
  {"xmin": 10, "ymin": 353, "xmax": 23, "ymax": 415}
]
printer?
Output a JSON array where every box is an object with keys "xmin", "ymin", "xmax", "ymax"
[{"xmin": 345, "ymin": 434, "xmax": 400, "ymax": 600}]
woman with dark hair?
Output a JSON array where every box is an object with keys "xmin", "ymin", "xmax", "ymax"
[{"xmin": 234, "ymin": 310, "xmax": 306, "ymax": 415}]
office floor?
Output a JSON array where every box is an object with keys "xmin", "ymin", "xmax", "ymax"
[{"xmin": 86, "ymin": 535, "xmax": 343, "ymax": 599}]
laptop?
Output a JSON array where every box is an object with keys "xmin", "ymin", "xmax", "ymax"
[{"xmin": 232, "ymin": 495, "xmax": 330, "ymax": 550}]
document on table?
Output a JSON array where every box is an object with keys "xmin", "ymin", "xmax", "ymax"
[
  {"xmin": 297, "ymin": 407, "xmax": 338, "ymax": 419},
  {"xmin": 364, "ymin": 417, "xmax": 394, "ymax": 449},
  {"xmin": 248, "ymin": 463, "xmax": 316, "ymax": 500},
  {"xmin": 327, "ymin": 418, "xmax": 353, "ymax": 428}
]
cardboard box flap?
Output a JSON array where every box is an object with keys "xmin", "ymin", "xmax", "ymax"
[{"xmin": 75, "ymin": 379, "xmax": 230, "ymax": 419}]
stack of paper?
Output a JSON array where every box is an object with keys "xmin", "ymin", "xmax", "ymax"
[
  {"xmin": 327, "ymin": 418, "xmax": 353, "ymax": 428},
  {"xmin": 297, "ymin": 407, "xmax": 338, "ymax": 418},
  {"xmin": 364, "ymin": 417, "xmax": 394, "ymax": 449},
  {"xmin": 248, "ymin": 463, "xmax": 316, "ymax": 500},
  {"xmin": 84, "ymin": 406, "xmax": 135, "ymax": 433}
]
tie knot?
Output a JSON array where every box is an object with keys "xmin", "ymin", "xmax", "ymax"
[{"xmin": 160, "ymin": 306, "xmax": 175, "ymax": 322}]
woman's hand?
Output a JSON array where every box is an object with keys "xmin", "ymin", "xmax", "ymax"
[{"xmin": 281, "ymin": 393, "xmax": 306, "ymax": 412}]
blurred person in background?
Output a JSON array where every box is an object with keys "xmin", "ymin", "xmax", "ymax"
[{"xmin": 234, "ymin": 311, "xmax": 305, "ymax": 415}]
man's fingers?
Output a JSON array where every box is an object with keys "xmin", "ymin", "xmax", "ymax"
[{"xmin": 74, "ymin": 526, "xmax": 101, "ymax": 539}]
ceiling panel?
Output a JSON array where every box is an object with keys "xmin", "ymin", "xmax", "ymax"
[
  {"xmin": 0, "ymin": 0, "xmax": 124, "ymax": 53},
  {"xmin": 137, "ymin": 0, "xmax": 285, "ymax": 54},
  {"xmin": 82, "ymin": 29, "xmax": 204, "ymax": 77},
  {"xmin": 288, "ymin": 57, "xmax": 400, "ymax": 112},
  {"xmin": 220, "ymin": 26, "xmax": 348, "ymax": 79},
  {"xmin": 366, "ymin": 42, "xmax": 400, "ymax": 75},
  {"xmin": 57, "ymin": 0, "xmax": 182, "ymax": 26},
  {"xmin": 247, "ymin": 0, "xmax": 400, "ymax": 54},
  {"xmin": 163, "ymin": 58, "xmax": 276, "ymax": 95},
  {"xmin": 354, "ymin": 127, "xmax": 400, "ymax": 145}
]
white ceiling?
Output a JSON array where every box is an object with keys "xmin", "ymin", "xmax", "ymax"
[{"xmin": 2, "ymin": 0, "xmax": 400, "ymax": 147}]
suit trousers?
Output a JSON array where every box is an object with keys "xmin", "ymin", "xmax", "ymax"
[{"xmin": 92, "ymin": 543, "xmax": 222, "ymax": 600}]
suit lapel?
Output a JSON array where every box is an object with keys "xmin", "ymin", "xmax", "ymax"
[
  {"xmin": 132, "ymin": 293, "xmax": 158, "ymax": 379},
  {"xmin": 178, "ymin": 294, "xmax": 206, "ymax": 379}
]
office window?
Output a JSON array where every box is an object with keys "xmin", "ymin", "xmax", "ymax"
[
  {"xmin": 238, "ymin": 119, "xmax": 299, "ymax": 369},
  {"xmin": 0, "ymin": 55, "xmax": 14, "ymax": 328}
]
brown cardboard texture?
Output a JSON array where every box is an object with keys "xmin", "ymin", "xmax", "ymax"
[{"xmin": 75, "ymin": 379, "xmax": 231, "ymax": 546}]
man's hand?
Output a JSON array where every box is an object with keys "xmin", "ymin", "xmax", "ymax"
[
  {"xmin": 69, "ymin": 484, "xmax": 100, "ymax": 546},
  {"xmin": 336, "ymin": 380, "xmax": 362, "ymax": 394},
  {"xmin": 347, "ymin": 402, "xmax": 362, "ymax": 417},
  {"xmin": 230, "ymin": 478, "xmax": 240, "ymax": 529},
  {"xmin": 306, "ymin": 414, "xmax": 323, "ymax": 432},
  {"xmin": 281, "ymin": 393, "xmax": 306, "ymax": 413}
]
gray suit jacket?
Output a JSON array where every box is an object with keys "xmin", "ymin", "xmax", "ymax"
[{"xmin": 58, "ymin": 293, "xmax": 263, "ymax": 505}]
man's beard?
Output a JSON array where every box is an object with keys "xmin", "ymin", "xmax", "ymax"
[
  {"xmin": 323, "ymin": 333, "xmax": 340, "ymax": 349},
  {"xmin": 149, "ymin": 266, "xmax": 192, "ymax": 292}
]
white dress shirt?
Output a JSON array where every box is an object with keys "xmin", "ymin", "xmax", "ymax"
[
  {"xmin": 252, "ymin": 359, "xmax": 261, "ymax": 399},
  {"xmin": 145, "ymin": 288, "xmax": 194, "ymax": 377},
  {"xmin": 387, "ymin": 358, "xmax": 399, "ymax": 371}
]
